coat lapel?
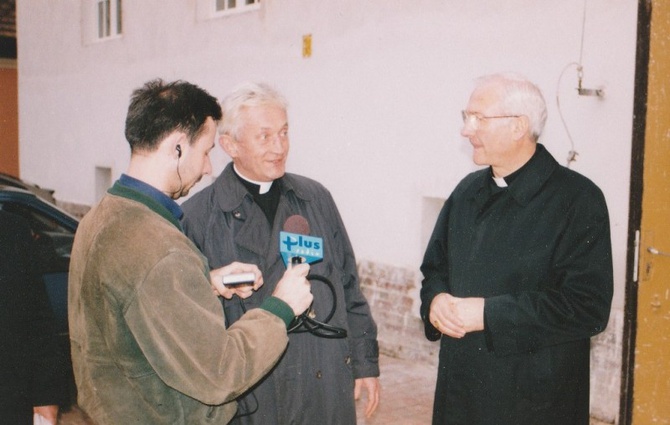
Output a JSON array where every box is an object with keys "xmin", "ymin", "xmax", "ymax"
[{"xmin": 231, "ymin": 203, "xmax": 273, "ymax": 261}]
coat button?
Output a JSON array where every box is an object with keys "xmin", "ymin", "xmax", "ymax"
[
  {"xmin": 233, "ymin": 210, "xmax": 242, "ymax": 219},
  {"xmin": 316, "ymin": 371, "xmax": 322, "ymax": 379}
]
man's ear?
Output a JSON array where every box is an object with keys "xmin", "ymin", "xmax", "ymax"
[
  {"xmin": 220, "ymin": 134, "xmax": 238, "ymax": 159},
  {"xmin": 162, "ymin": 131, "xmax": 188, "ymax": 160},
  {"xmin": 512, "ymin": 115, "xmax": 531, "ymax": 141}
]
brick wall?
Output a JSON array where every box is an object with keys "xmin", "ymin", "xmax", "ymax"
[{"xmin": 358, "ymin": 259, "xmax": 438, "ymax": 366}]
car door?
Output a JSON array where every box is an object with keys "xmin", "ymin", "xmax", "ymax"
[{"xmin": 0, "ymin": 194, "xmax": 77, "ymax": 338}]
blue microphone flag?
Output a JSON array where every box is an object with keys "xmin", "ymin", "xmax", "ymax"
[{"xmin": 280, "ymin": 231, "xmax": 324, "ymax": 266}]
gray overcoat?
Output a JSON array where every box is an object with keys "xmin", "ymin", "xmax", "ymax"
[{"xmin": 182, "ymin": 163, "xmax": 379, "ymax": 425}]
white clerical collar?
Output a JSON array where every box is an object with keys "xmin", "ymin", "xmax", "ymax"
[
  {"xmin": 233, "ymin": 165, "xmax": 273, "ymax": 194},
  {"xmin": 492, "ymin": 176, "xmax": 508, "ymax": 188}
]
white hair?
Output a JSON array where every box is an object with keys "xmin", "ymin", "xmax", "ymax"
[
  {"xmin": 218, "ymin": 82, "xmax": 288, "ymax": 139},
  {"xmin": 475, "ymin": 73, "xmax": 548, "ymax": 141}
]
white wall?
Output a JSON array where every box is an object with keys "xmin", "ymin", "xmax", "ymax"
[{"xmin": 18, "ymin": 0, "xmax": 637, "ymax": 311}]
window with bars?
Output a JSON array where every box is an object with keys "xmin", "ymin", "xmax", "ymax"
[
  {"xmin": 214, "ymin": 0, "xmax": 260, "ymax": 14},
  {"xmin": 97, "ymin": 0, "xmax": 122, "ymax": 39}
]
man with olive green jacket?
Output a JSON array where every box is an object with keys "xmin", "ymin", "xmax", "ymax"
[{"xmin": 68, "ymin": 79, "xmax": 312, "ymax": 424}]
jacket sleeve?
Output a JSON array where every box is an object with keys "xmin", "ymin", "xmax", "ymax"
[
  {"xmin": 419, "ymin": 197, "xmax": 452, "ymax": 341},
  {"xmin": 124, "ymin": 250, "xmax": 289, "ymax": 405},
  {"xmin": 483, "ymin": 186, "xmax": 614, "ymax": 356},
  {"xmin": 326, "ymin": 194, "xmax": 380, "ymax": 379}
]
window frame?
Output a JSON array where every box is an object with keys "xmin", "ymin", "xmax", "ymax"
[
  {"xmin": 95, "ymin": 0, "xmax": 122, "ymax": 41},
  {"xmin": 212, "ymin": 0, "xmax": 261, "ymax": 17}
]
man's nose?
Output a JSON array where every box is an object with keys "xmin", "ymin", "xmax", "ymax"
[
  {"xmin": 460, "ymin": 123, "xmax": 474, "ymax": 138},
  {"xmin": 270, "ymin": 134, "xmax": 287, "ymax": 152}
]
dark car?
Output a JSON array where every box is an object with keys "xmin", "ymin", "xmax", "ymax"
[
  {"xmin": 0, "ymin": 185, "xmax": 78, "ymax": 401},
  {"xmin": 0, "ymin": 172, "xmax": 58, "ymax": 204}
]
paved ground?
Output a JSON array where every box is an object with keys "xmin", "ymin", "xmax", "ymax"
[
  {"xmin": 60, "ymin": 354, "xmax": 436, "ymax": 425},
  {"xmin": 60, "ymin": 354, "xmax": 611, "ymax": 424},
  {"xmin": 355, "ymin": 355, "xmax": 435, "ymax": 424}
]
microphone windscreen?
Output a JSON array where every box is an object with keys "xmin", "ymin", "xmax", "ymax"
[{"xmin": 283, "ymin": 215, "xmax": 310, "ymax": 235}]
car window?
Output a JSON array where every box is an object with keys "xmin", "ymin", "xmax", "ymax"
[
  {"xmin": 0, "ymin": 201, "xmax": 74, "ymax": 272},
  {"xmin": 1, "ymin": 201, "xmax": 71, "ymax": 233}
]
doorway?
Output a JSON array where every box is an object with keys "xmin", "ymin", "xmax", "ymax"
[{"xmin": 620, "ymin": 1, "xmax": 670, "ymax": 423}]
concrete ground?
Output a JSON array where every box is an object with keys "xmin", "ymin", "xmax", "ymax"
[
  {"xmin": 355, "ymin": 354, "xmax": 435, "ymax": 424},
  {"xmin": 60, "ymin": 354, "xmax": 434, "ymax": 425},
  {"xmin": 60, "ymin": 354, "xmax": 612, "ymax": 424}
]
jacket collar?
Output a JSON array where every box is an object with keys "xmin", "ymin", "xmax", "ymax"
[
  {"xmin": 471, "ymin": 143, "xmax": 558, "ymax": 207},
  {"xmin": 213, "ymin": 162, "xmax": 314, "ymax": 213},
  {"xmin": 108, "ymin": 180, "xmax": 183, "ymax": 231}
]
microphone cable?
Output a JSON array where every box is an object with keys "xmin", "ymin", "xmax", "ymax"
[
  {"xmin": 225, "ymin": 271, "xmax": 346, "ymax": 421},
  {"xmin": 226, "ymin": 296, "xmax": 260, "ymax": 419},
  {"xmin": 286, "ymin": 258, "xmax": 347, "ymax": 339},
  {"xmin": 281, "ymin": 215, "xmax": 348, "ymax": 339},
  {"xmin": 170, "ymin": 150, "xmax": 183, "ymax": 198}
]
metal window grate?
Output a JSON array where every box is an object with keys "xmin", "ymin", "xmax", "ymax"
[
  {"xmin": 215, "ymin": 0, "xmax": 259, "ymax": 12},
  {"xmin": 97, "ymin": 0, "xmax": 121, "ymax": 39}
]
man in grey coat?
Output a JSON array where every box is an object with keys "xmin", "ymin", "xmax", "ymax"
[{"xmin": 182, "ymin": 82, "xmax": 380, "ymax": 424}]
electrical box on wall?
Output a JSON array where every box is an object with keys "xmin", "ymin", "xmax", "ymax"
[{"xmin": 302, "ymin": 34, "xmax": 312, "ymax": 58}]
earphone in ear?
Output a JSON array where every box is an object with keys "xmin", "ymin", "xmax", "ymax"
[{"xmin": 176, "ymin": 145, "xmax": 182, "ymax": 158}]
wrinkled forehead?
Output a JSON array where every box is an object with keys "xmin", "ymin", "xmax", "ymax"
[
  {"xmin": 467, "ymin": 83, "xmax": 505, "ymax": 112},
  {"xmin": 240, "ymin": 103, "xmax": 288, "ymax": 122}
]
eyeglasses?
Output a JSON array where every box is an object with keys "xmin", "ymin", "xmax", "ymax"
[{"xmin": 461, "ymin": 110, "xmax": 521, "ymax": 129}]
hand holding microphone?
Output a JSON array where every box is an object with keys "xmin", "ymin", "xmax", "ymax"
[
  {"xmin": 280, "ymin": 215, "xmax": 347, "ymax": 338},
  {"xmin": 272, "ymin": 263, "xmax": 313, "ymax": 316}
]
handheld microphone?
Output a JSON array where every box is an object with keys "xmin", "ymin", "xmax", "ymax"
[
  {"xmin": 280, "ymin": 215, "xmax": 323, "ymax": 266},
  {"xmin": 280, "ymin": 215, "xmax": 346, "ymax": 339}
]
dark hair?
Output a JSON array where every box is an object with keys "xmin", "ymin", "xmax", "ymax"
[{"xmin": 124, "ymin": 79, "xmax": 222, "ymax": 152}]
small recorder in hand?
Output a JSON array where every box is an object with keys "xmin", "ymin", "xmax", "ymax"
[{"xmin": 222, "ymin": 272, "xmax": 256, "ymax": 287}]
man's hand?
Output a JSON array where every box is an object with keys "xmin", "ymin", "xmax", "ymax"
[
  {"xmin": 354, "ymin": 377, "xmax": 380, "ymax": 418},
  {"xmin": 429, "ymin": 293, "xmax": 485, "ymax": 338},
  {"xmin": 455, "ymin": 296, "xmax": 485, "ymax": 333},
  {"xmin": 33, "ymin": 405, "xmax": 58, "ymax": 425},
  {"xmin": 271, "ymin": 263, "xmax": 313, "ymax": 316},
  {"xmin": 210, "ymin": 262, "xmax": 263, "ymax": 300}
]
